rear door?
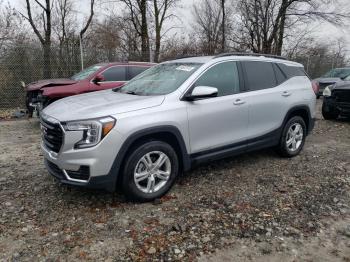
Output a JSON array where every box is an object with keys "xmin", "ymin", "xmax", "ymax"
[
  {"xmin": 91, "ymin": 66, "xmax": 127, "ymax": 91},
  {"xmin": 241, "ymin": 61, "xmax": 291, "ymax": 141}
]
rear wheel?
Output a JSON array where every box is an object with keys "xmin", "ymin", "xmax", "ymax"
[
  {"xmin": 277, "ymin": 116, "xmax": 306, "ymax": 157},
  {"xmin": 121, "ymin": 141, "xmax": 179, "ymax": 202}
]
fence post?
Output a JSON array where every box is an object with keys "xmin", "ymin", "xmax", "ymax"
[{"xmin": 80, "ymin": 35, "xmax": 84, "ymax": 70}]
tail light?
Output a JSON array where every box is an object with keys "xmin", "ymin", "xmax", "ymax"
[{"xmin": 311, "ymin": 81, "xmax": 319, "ymax": 95}]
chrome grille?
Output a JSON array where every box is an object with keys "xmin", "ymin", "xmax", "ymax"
[{"xmin": 40, "ymin": 117, "xmax": 63, "ymax": 153}]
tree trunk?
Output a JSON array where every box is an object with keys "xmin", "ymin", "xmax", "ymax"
[
  {"xmin": 140, "ymin": 0, "xmax": 149, "ymax": 61},
  {"xmin": 43, "ymin": 41, "xmax": 51, "ymax": 78},
  {"xmin": 221, "ymin": 0, "xmax": 225, "ymax": 52},
  {"xmin": 275, "ymin": 13, "xmax": 286, "ymax": 56}
]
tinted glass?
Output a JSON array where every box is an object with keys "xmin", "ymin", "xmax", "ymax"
[
  {"xmin": 322, "ymin": 68, "xmax": 350, "ymax": 78},
  {"xmin": 102, "ymin": 66, "xmax": 126, "ymax": 81},
  {"xmin": 278, "ymin": 64, "xmax": 306, "ymax": 78},
  {"xmin": 243, "ymin": 61, "xmax": 276, "ymax": 91},
  {"xmin": 70, "ymin": 65, "xmax": 105, "ymax": 80},
  {"xmin": 117, "ymin": 63, "xmax": 202, "ymax": 95},
  {"xmin": 128, "ymin": 66, "xmax": 149, "ymax": 79},
  {"xmin": 273, "ymin": 63, "xmax": 287, "ymax": 85},
  {"xmin": 194, "ymin": 62, "xmax": 240, "ymax": 96}
]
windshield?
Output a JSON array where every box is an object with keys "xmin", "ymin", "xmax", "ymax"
[
  {"xmin": 71, "ymin": 65, "xmax": 105, "ymax": 80},
  {"xmin": 116, "ymin": 63, "xmax": 203, "ymax": 95},
  {"xmin": 322, "ymin": 68, "xmax": 350, "ymax": 79}
]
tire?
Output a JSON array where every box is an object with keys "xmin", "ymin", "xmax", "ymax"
[
  {"xmin": 277, "ymin": 116, "xmax": 306, "ymax": 158},
  {"xmin": 322, "ymin": 103, "xmax": 339, "ymax": 120},
  {"xmin": 121, "ymin": 140, "xmax": 179, "ymax": 202}
]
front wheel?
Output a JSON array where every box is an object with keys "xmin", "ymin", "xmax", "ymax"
[
  {"xmin": 277, "ymin": 116, "xmax": 306, "ymax": 158},
  {"xmin": 121, "ymin": 141, "xmax": 179, "ymax": 202}
]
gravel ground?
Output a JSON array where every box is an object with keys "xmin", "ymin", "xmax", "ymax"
[{"xmin": 0, "ymin": 100, "xmax": 350, "ymax": 261}]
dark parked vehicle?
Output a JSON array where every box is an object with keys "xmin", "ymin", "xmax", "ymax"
[
  {"xmin": 313, "ymin": 67, "xmax": 350, "ymax": 98},
  {"xmin": 322, "ymin": 81, "xmax": 350, "ymax": 119},
  {"xmin": 25, "ymin": 62, "xmax": 155, "ymax": 116}
]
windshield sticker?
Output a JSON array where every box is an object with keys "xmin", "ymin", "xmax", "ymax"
[{"xmin": 176, "ymin": 65, "xmax": 195, "ymax": 72}]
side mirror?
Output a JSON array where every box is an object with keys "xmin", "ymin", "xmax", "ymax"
[
  {"xmin": 184, "ymin": 86, "xmax": 218, "ymax": 101},
  {"xmin": 93, "ymin": 74, "xmax": 105, "ymax": 84}
]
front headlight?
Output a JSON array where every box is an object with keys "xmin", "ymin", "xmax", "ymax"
[
  {"xmin": 63, "ymin": 117, "xmax": 116, "ymax": 149},
  {"xmin": 323, "ymin": 86, "xmax": 332, "ymax": 97}
]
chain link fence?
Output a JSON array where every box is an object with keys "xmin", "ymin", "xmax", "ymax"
[{"xmin": 0, "ymin": 47, "xmax": 342, "ymax": 118}]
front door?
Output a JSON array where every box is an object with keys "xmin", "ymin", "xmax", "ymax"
[
  {"xmin": 91, "ymin": 66, "xmax": 127, "ymax": 91},
  {"xmin": 186, "ymin": 61, "xmax": 249, "ymax": 154}
]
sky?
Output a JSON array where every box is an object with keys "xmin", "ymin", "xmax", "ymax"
[{"xmin": 8, "ymin": 0, "xmax": 350, "ymax": 52}]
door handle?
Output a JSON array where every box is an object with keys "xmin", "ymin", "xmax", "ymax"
[
  {"xmin": 233, "ymin": 99, "xmax": 245, "ymax": 105},
  {"xmin": 282, "ymin": 91, "xmax": 291, "ymax": 97}
]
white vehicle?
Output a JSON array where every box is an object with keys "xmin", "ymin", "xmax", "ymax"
[{"xmin": 40, "ymin": 53, "xmax": 316, "ymax": 201}]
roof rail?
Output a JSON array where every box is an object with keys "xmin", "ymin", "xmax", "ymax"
[
  {"xmin": 214, "ymin": 52, "xmax": 287, "ymax": 60},
  {"xmin": 175, "ymin": 54, "xmax": 200, "ymax": 60},
  {"xmin": 127, "ymin": 61, "xmax": 157, "ymax": 64}
]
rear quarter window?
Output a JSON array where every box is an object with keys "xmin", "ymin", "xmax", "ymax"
[{"xmin": 277, "ymin": 64, "xmax": 306, "ymax": 78}]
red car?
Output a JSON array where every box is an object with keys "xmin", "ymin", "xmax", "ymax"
[{"xmin": 26, "ymin": 62, "xmax": 155, "ymax": 116}]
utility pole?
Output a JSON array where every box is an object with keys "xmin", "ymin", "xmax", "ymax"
[{"xmin": 80, "ymin": 34, "xmax": 84, "ymax": 70}]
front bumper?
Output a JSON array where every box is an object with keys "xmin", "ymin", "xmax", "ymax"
[
  {"xmin": 324, "ymin": 97, "xmax": 350, "ymax": 116},
  {"xmin": 26, "ymin": 91, "xmax": 46, "ymax": 115},
  {"xmin": 44, "ymin": 159, "xmax": 116, "ymax": 191},
  {"xmin": 41, "ymin": 124, "xmax": 125, "ymax": 192}
]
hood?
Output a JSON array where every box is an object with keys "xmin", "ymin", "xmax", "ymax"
[
  {"xmin": 43, "ymin": 89, "xmax": 165, "ymax": 121},
  {"xmin": 314, "ymin": 77, "xmax": 342, "ymax": 84},
  {"xmin": 332, "ymin": 81, "xmax": 350, "ymax": 90},
  {"xmin": 26, "ymin": 78, "xmax": 78, "ymax": 91}
]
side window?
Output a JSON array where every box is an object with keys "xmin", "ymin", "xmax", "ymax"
[
  {"xmin": 243, "ymin": 61, "xmax": 276, "ymax": 91},
  {"xmin": 101, "ymin": 66, "xmax": 126, "ymax": 81},
  {"xmin": 273, "ymin": 63, "xmax": 287, "ymax": 85},
  {"xmin": 128, "ymin": 66, "xmax": 148, "ymax": 80},
  {"xmin": 278, "ymin": 64, "xmax": 306, "ymax": 78},
  {"xmin": 194, "ymin": 61, "xmax": 240, "ymax": 97}
]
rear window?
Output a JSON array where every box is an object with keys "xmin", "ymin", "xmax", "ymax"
[{"xmin": 242, "ymin": 61, "xmax": 277, "ymax": 91}]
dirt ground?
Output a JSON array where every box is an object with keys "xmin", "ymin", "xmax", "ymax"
[{"xmin": 0, "ymin": 100, "xmax": 349, "ymax": 261}]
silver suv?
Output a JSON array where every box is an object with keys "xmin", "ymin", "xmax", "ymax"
[{"xmin": 40, "ymin": 54, "xmax": 316, "ymax": 201}]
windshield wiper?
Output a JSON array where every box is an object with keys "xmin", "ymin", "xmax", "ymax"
[
  {"xmin": 125, "ymin": 91, "xmax": 138, "ymax": 95},
  {"xmin": 112, "ymin": 88, "xmax": 139, "ymax": 95},
  {"xmin": 112, "ymin": 87, "xmax": 122, "ymax": 92}
]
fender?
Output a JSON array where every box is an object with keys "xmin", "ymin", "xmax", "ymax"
[
  {"xmin": 107, "ymin": 125, "xmax": 191, "ymax": 190},
  {"xmin": 282, "ymin": 105, "xmax": 314, "ymax": 135}
]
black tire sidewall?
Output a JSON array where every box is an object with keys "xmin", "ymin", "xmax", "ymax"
[
  {"xmin": 278, "ymin": 116, "xmax": 306, "ymax": 157},
  {"xmin": 121, "ymin": 141, "xmax": 179, "ymax": 202}
]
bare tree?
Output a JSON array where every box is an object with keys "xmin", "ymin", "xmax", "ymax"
[
  {"xmin": 79, "ymin": 0, "xmax": 95, "ymax": 40},
  {"xmin": 54, "ymin": 0, "xmax": 95, "ymax": 73},
  {"xmin": 236, "ymin": 0, "xmax": 350, "ymax": 56},
  {"xmin": 192, "ymin": 0, "xmax": 223, "ymax": 54},
  {"xmin": 0, "ymin": 2, "xmax": 20, "ymax": 52},
  {"xmin": 152, "ymin": 0, "xmax": 179, "ymax": 62},
  {"xmin": 20, "ymin": 0, "xmax": 53, "ymax": 78},
  {"xmin": 120, "ymin": 0, "xmax": 150, "ymax": 61},
  {"xmin": 220, "ymin": 0, "xmax": 226, "ymax": 52}
]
